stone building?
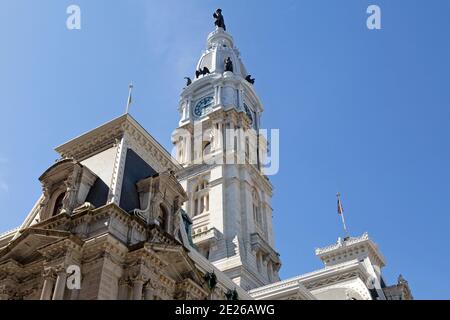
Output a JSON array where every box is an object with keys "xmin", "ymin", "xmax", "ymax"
[
  {"xmin": 0, "ymin": 11, "xmax": 412, "ymax": 300},
  {"xmin": 0, "ymin": 115, "xmax": 250, "ymax": 300}
]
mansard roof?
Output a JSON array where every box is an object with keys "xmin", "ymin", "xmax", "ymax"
[{"xmin": 54, "ymin": 114, "xmax": 181, "ymax": 172}]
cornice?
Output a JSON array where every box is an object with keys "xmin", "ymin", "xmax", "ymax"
[
  {"xmin": 315, "ymin": 233, "xmax": 386, "ymax": 267},
  {"xmin": 55, "ymin": 115, "xmax": 126, "ymax": 160},
  {"xmin": 249, "ymin": 260, "xmax": 368, "ymax": 298}
]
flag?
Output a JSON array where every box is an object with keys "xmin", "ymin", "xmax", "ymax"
[{"xmin": 337, "ymin": 196, "xmax": 344, "ymax": 215}]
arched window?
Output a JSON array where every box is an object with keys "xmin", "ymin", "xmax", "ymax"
[
  {"xmin": 193, "ymin": 180, "xmax": 209, "ymax": 216},
  {"xmin": 52, "ymin": 192, "xmax": 65, "ymax": 216},
  {"xmin": 203, "ymin": 142, "xmax": 211, "ymax": 158},
  {"xmin": 252, "ymin": 189, "xmax": 262, "ymax": 228}
]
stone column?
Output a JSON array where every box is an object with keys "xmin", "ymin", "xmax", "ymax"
[
  {"xmin": 69, "ymin": 288, "xmax": 80, "ymax": 300},
  {"xmin": 214, "ymin": 86, "xmax": 219, "ymax": 105},
  {"xmin": 187, "ymin": 96, "xmax": 193, "ymax": 119},
  {"xmin": 266, "ymin": 260, "xmax": 273, "ymax": 283},
  {"xmin": 144, "ymin": 281, "xmax": 155, "ymax": 300},
  {"xmin": 218, "ymin": 122, "xmax": 224, "ymax": 151},
  {"xmin": 217, "ymin": 86, "xmax": 222, "ymax": 105},
  {"xmin": 131, "ymin": 276, "xmax": 145, "ymax": 300},
  {"xmin": 118, "ymin": 277, "xmax": 130, "ymax": 300},
  {"xmin": 40, "ymin": 268, "xmax": 56, "ymax": 300},
  {"xmin": 52, "ymin": 266, "xmax": 67, "ymax": 300}
]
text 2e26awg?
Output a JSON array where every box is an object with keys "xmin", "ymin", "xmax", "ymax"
[{"xmin": 216, "ymin": 304, "xmax": 275, "ymax": 316}]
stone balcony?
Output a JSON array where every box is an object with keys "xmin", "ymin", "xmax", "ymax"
[{"xmin": 192, "ymin": 227, "xmax": 221, "ymax": 247}]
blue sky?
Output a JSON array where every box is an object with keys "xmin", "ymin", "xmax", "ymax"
[{"xmin": 1, "ymin": 1, "xmax": 449, "ymax": 299}]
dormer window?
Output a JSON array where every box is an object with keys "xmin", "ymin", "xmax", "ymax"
[{"xmin": 38, "ymin": 159, "xmax": 98, "ymax": 221}]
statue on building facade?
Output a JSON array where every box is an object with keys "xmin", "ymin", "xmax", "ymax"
[
  {"xmin": 213, "ymin": 9, "xmax": 226, "ymax": 31},
  {"xmin": 184, "ymin": 77, "xmax": 192, "ymax": 87},
  {"xmin": 196, "ymin": 66, "xmax": 210, "ymax": 78},
  {"xmin": 224, "ymin": 57, "xmax": 233, "ymax": 72},
  {"xmin": 245, "ymin": 74, "xmax": 255, "ymax": 85}
]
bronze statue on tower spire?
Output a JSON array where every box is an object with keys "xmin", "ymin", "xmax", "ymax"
[{"xmin": 213, "ymin": 8, "xmax": 226, "ymax": 31}]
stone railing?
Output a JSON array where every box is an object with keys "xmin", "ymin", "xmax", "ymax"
[{"xmin": 315, "ymin": 232, "xmax": 369, "ymax": 255}]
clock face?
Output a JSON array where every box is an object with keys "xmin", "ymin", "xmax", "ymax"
[
  {"xmin": 193, "ymin": 96, "xmax": 214, "ymax": 118},
  {"xmin": 243, "ymin": 103, "xmax": 253, "ymax": 125}
]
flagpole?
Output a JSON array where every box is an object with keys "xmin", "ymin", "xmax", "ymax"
[
  {"xmin": 336, "ymin": 192, "xmax": 350, "ymax": 238},
  {"xmin": 125, "ymin": 83, "xmax": 133, "ymax": 114},
  {"xmin": 340, "ymin": 209, "xmax": 349, "ymax": 238}
]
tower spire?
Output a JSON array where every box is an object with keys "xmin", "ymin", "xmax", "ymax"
[{"xmin": 171, "ymin": 12, "xmax": 279, "ymax": 290}]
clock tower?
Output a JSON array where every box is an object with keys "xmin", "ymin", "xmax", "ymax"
[{"xmin": 172, "ymin": 13, "xmax": 281, "ymax": 290}]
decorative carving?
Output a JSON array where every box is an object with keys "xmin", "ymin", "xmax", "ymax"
[
  {"xmin": 130, "ymin": 274, "xmax": 148, "ymax": 284},
  {"xmin": 0, "ymin": 284, "xmax": 13, "ymax": 300},
  {"xmin": 225, "ymin": 289, "xmax": 239, "ymax": 300},
  {"xmin": 40, "ymin": 186, "xmax": 51, "ymax": 209},
  {"xmin": 73, "ymin": 202, "xmax": 95, "ymax": 213},
  {"xmin": 204, "ymin": 271, "xmax": 217, "ymax": 290},
  {"xmin": 172, "ymin": 209, "xmax": 181, "ymax": 240},
  {"xmin": 42, "ymin": 268, "xmax": 57, "ymax": 280},
  {"xmin": 119, "ymin": 277, "xmax": 130, "ymax": 287}
]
